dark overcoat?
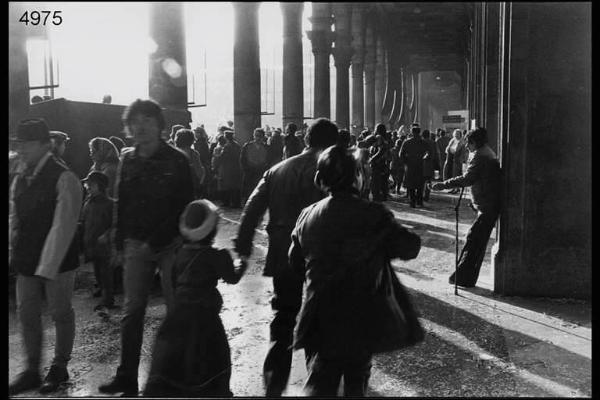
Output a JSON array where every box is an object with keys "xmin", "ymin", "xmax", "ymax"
[
  {"xmin": 214, "ymin": 140, "xmax": 242, "ymax": 191},
  {"xmin": 399, "ymin": 137, "xmax": 429, "ymax": 189},
  {"xmin": 289, "ymin": 192, "xmax": 421, "ymax": 357}
]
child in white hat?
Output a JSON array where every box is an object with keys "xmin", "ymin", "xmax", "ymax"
[{"xmin": 143, "ymin": 199, "xmax": 247, "ymax": 397}]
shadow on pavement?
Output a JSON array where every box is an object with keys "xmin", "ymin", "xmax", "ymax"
[
  {"xmin": 377, "ymin": 287, "xmax": 591, "ymax": 396},
  {"xmin": 458, "ymin": 286, "xmax": 591, "ymax": 328}
]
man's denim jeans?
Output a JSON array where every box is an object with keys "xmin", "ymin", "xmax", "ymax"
[
  {"xmin": 116, "ymin": 238, "xmax": 179, "ymax": 380},
  {"xmin": 16, "ymin": 270, "xmax": 76, "ymax": 373}
]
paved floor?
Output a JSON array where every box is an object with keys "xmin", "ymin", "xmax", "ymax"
[{"xmin": 8, "ymin": 190, "xmax": 591, "ymax": 397}]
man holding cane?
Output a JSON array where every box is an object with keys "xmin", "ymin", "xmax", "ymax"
[{"xmin": 431, "ymin": 127, "xmax": 501, "ymax": 288}]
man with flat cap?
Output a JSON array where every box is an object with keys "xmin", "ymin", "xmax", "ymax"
[
  {"xmin": 9, "ymin": 119, "xmax": 83, "ymax": 395},
  {"xmin": 49, "ymin": 130, "xmax": 70, "ymax": 165}
]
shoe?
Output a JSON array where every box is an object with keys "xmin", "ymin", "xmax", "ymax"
[
  {"xmin": 9, "ymin": 370, "xmax": 42, "ymax": 395},
  {"xmin": 448, "ymin": 274, "xmax": 475, "ymax": 288},
  {"xmin": 39, "ymin": 365, "xmax": 69, "ymax": 394},
  {"xmin": 99, "ymin": 375, "xmax": 138, "ymax": 396}
]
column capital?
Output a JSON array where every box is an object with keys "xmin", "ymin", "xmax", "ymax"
[
  {"xmin": 333, "ymin": 46, "xmax": 353, "ymax": 68},
  {"xmin": 307, "ymin": 30, "xmax": 333, "ymax": 56}
]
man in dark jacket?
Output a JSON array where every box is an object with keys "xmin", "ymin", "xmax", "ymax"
[
  {"xmin": 421, "ymin": 130, "xmax": 438, "ymax": 202},
  {"xmin": 399, "ymin": 124, "xmax": 430, "ymax": 207},
  {"xmin": 234, "ymin": 118, "xmax": 338, "ymax": 396},
  {"xmin": 240, "ymin": 128, "xmax": 269, "ymax": 202},
  {"xmin": 99, "ymin": 99, "xmax": 194, "ymax": 396},
  {"xmin": 267, "ymin": 128, "xmax": 284, "ymax": 167},
  {"xmin": 432, "ymin": 127, "xmax": 501, "ymax": 287},
  {"xmin": 289, "ymin": 145, "xmax": 421, "ymax": 396},
  {"xmin": 282, "ymin": 122, "xmax": 303, "ymax": 159},
  {"xmin": 9, "ymin": 119, "xmax": 83, "ymax": 395}
]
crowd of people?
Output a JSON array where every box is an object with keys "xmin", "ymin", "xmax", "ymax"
[{"xmin": 8, "ymin": 97, "xmax": 500, "ymax": 397}]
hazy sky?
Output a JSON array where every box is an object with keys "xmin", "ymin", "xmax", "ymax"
[{"xmin": 28, "ymin": 2, "xmax": 326, "ymax": 134}]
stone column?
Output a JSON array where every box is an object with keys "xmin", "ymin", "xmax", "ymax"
[
  {"xmin": 374, "ymin": 35, "xmax": 386, "ymax": 126},
  {"xmin": 350, "ymin": 5, "xmax": 365, "ymax": 135},
  {"xmin": 281, "ymin": 2, "xmax": 304, "ymax": 130},
  {"xmin": 332, "ymin": 3, "xmax": 352, "ymax": 130},
  {"xmin": 363, "ymin": 22, "xmax": 376, "ymax": 130},
  {"xmin": 149, "ymin": 2, "xmax": 187, "ymax": 109},
  {"xmin": 307, "ymin": 3, "xmax": 333, "ymax": 120},
  {"xmin": 485, "ymin": 2, "xmax": 500, "ymax": 152},
  {"xmin": 493, "ymin": 3, "xmax": 591, "ymax": 299},
  {"xmin": 233, "ymin": 2, "xmax": 261, "ymax": 145}
]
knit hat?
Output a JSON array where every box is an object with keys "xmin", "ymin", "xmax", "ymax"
[{"xmin": 179, "ymin": 199, "xmax": 220, "ymax": 242}]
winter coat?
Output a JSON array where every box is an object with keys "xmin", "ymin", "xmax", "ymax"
[
  {"xmin": 90, "ymin": 160, "xmax": 118, "ymax": 198},
  {"xmin": 267, "ymin": 134, "xmax": 284, "ymax": 166},
  {"xmin": 435, "ymin": 136, "xmax": 451, "ymax": 171},
  {"xmin": 80, "ymin": 193, "xmax": 113, "ymax": 261},
  {"xmin": 289, "ymin": 192, "xmax": 421, "ymax": 357},
  {"xmin": 389, "ymin": 146, "xmax": 403, "ymax": 174},
  {"xmin": 213, "ymin": 140, "xmax": 242, "ymax": 191},
  {"xmin": 115, "ymin": 140, "xmax": 195, "ymax": 251},
  {"xmin": 192, "ymin": 138, "xmax": 211, "ymax": 173},
  {"xmin": 145, "ymin": 244, "xmax": 242, "ymax": 397},
  {"xmin": 442, "ymin": 144, "xmax": 501, "ymax": 214},
  {"xmin": 179, "ymin": 147, "xmax": 206, "ymax": 197},
  {"xmin": 240, "ymin": 140, "xmax": 269, "ymax": 173},
  {"xmin": 422, "ymin": 138, "xmax": 438, "ymax": 179},
  {"xmin": 445, "ymin": 138, "xmax": 468, "ymax": 178},
  {"xmin": 235, "ymin": 149, "xmax": 325, "ymax": 277},
  {"xmin": 399, "ymin": 137, "xmax": 429, "ymax": 189},
  {"xmin": 283, "ymin": 134, "xmax": 303, "ymax": 159}
]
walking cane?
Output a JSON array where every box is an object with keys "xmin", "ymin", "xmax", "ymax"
[{"xmin": 454, "ymin": 187, "xmax": 465, "ymax": 295}]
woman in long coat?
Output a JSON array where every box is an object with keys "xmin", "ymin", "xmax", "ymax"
[
  {"xmin": 443, "ymin": 129, "xmax": 468, "ymax": 193},
  {"xmin": 88, "ymin": 137, "xmax": 120, "ymax": 198}
]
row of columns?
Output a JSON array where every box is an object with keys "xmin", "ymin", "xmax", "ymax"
[{"xmin": 230, "ymin": 2, "xmax": 392, "ymax": 142}]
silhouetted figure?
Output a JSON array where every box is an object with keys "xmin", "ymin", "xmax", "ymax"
[
  {"xmin": 213, "ymin": 130, "xmax": 242, "ymax": 208},
  {"xmin": 432, "ymin": 127, "xmax": 501, "ymax": 287},
  {"xmin": 9, "ymin": 119, "xmax": 83, "ymax": 395},
  {"xmin": 143, "ymin": 200, "xmax": 247, "ymax": 397},
  {"xmin": 282, "ymin": 123, "xmax": 303, "ymax": 159},
  {"xmin": 99, "ymin": 99, "xmax": 194, "ymax": 397},
  {"xmin": 399, "ymin": 125, "xmax": 429, "ymax": 207},
  {"xmin": 289, "ymin": 145, "xmax": 422, "ymax": 396},
  {"xmin": 234, "ymin": 118, "xmax": 339, "ymax": 397},
  {"xmin": 240, "ymin": 128, "xmax": 268, "ymax": 203}
]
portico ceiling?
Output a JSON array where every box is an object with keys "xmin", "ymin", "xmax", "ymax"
[{"xmin": 357, "ymin": 2, "xmax": 471, "ymax": 70}]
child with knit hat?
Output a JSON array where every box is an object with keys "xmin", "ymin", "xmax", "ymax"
[{"xmin": 143, "ymin": 199, "xmax": 247, "ymax": 397}]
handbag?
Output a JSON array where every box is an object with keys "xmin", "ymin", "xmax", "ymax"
[{"xmin": 368, "ymin": 259, "xmax": 425, "ymax": 353}]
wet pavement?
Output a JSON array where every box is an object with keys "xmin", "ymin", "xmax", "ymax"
[{"xmin": 8, "ymin": 190, "xmax": 591, "ymax": 397}]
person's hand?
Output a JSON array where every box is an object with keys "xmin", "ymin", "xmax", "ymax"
[{"xmin": 431, "ymin": 182, "xmax": 445, "ymax": 191}]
